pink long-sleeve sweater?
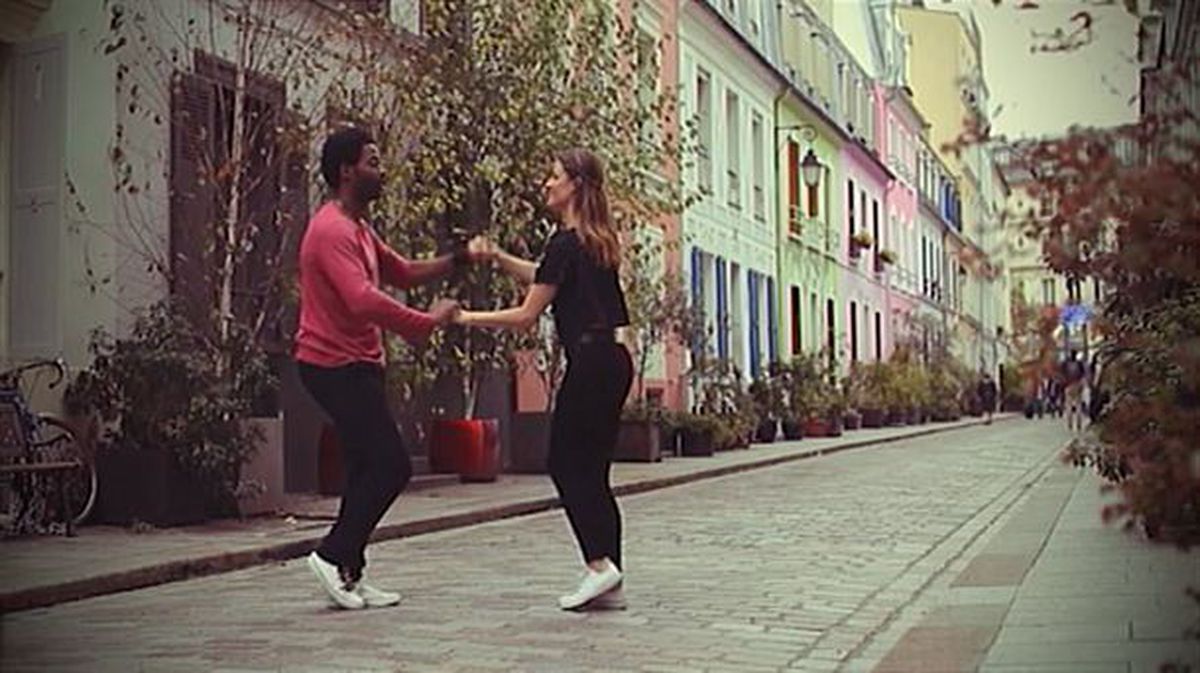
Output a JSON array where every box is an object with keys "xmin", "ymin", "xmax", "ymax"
[{"xmin": 293, "ymin": 202, "xmax": 437, "ymax": 367}]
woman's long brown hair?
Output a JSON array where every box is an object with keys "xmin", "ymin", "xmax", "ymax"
[{"xmin": 557, "ymin": 148, "xmax": 621, "ymax": 268}]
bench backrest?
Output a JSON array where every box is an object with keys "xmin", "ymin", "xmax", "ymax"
[{"xmin": 0, "ymin": 390, "xmax": 31, "ymax": 463}]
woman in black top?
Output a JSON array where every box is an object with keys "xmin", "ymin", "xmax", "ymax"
[{"xmin": 456, "ymin": 149, "xmax": 633, "ymax": 611}]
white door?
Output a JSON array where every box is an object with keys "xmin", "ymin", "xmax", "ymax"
[{"xmin": 9, "ymin": 37, "xmax": 65, "ymax": 359}]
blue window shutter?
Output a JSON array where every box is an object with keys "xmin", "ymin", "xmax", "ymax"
[
  {"xmin": 716, "ymin": 257, "xmax": 728, "ymax": 360},
  {"xmin": 749, "ymin": 271, "xmax": 760, "ymax": 379},
  {"xmin": 766, "ymin": 276, "xmax": 777, "ymax": 364},
  {"xmin": 690, "ymin": 247, "xmax": 702, "ymax": 358}
]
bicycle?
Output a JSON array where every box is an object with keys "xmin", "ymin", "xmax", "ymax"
[{"xmin": 0, "ymin": 359, "xmax": 97, "ymax": 536}]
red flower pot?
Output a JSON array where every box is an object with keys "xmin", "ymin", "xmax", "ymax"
[{"xmin": 430, "ymin": 418, "xmax": 500, "ymax": 483}]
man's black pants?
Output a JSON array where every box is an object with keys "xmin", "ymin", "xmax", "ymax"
[{"xmin": 298, "ymin": 361, "xmax": 411, "ymax": 579}]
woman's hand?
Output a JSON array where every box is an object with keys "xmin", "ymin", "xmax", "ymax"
[{"xmin": 468, "ymin": 235, "xmax": 498, "ymax": 263}]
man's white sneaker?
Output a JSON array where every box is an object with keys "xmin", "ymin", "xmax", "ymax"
[
  {"xmin": 586, "ymin": 583, "xmax": 627, "ymax": 610},
  {"xmin": 558, "ymin": 560, "xmax": 622, "ymax": 611},
  {"xmin": 307, "ymin": 551, "xmax": 365, "ymax": 610},
  {"xmin": 355, "ymin": 581, "xmax": 401, "ymax": 608}
]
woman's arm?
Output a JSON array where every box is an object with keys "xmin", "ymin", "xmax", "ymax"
[
  {"xmin": 497, "ymin": 249, "xmax": 538, "ymax": 285},
  {"xmin": 456, "ymin": 283, "xmax": 557, "ymax": 331},
  {"xmin": 470, "ymin": 236, "xmax": 537, "ymax": 284}
]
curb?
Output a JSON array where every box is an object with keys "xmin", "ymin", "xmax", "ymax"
[{"xmin": 1, "ymin": 415, "xmax": 1012, "ymax": 614}]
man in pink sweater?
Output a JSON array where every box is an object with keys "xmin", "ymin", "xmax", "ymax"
[{"xmin": 296, "ymin": 126, "xmax": 469, "ymax": 610}]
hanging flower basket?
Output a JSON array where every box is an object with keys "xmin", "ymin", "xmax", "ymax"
[
  {"xmin": 851, "ymin": 231, "xmax": 874, "ymax": 249},
  {"xmin": 878, "ymin": 249, "xmax": 898, "ymax": 265}
]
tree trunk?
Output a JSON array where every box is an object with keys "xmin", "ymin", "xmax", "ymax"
[{"xmin": 217, "ymin": 1, "xmax": 250, "ymax": 377}]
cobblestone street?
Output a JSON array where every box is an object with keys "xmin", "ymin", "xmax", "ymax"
[{"xmin": 4, "ymin": 421, "xmax": 1193, "ymax": 672}]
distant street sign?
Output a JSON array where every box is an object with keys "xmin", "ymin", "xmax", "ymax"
[{"xmin": 1060, "ymin": 303, "xmax": 1094, "ymax": 327}]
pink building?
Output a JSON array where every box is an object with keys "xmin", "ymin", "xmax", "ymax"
[
  {"xmin": 839, "ymin": 83, "xmax": 894, "ymax": 368},
  {"xmin": 878, "ymin": 83, "xmax": 926, "ymax": 353}
]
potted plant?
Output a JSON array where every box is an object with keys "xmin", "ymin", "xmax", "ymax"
[
  {"xmin": 615, "ymin": 401, "xmax": 663, "ymax": 462},
  {"xmin": 773, "ymin": 360, "xmax": 805, "ymax": 440},
  {"xmin": 854, "ymin": 362, "xmax": 889, "ymax": 428},
  {"xmin": 677, "ymin": 411, "xmax": 720, "ymax": 457},
  {"xmin": 748, "ymin": 374, "xmax": 784, "ymax": 443},
  {"xmin": 849, "ymin": 230, "xmax": 878, "ymax": 251},
  {"xmin": 64, "ymin": 301, "xmax": 274, "ymax": 527}
]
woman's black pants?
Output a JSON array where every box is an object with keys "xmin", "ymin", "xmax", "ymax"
[
  {"xmin": 547, "ymin": 341, "xmax": 633, "ymax": 569},
  {"xmin": 298, "ymin": 361, "xmax": 411, "ymax": 579}
]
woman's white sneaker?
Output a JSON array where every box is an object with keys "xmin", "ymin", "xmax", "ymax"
[{"xmin": 558, "ymin": 560, "xmax": 622, "ymax": 610}]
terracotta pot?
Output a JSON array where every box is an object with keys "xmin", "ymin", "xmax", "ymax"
[{"xmin": 804, "ymin": 417, "xmax": 830, "ymax": 437}]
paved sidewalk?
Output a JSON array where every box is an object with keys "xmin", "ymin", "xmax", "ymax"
[
  {"xmin": 0, "ymin": 415, "xmax": 1002, "ymax": 613},
  {"xmin": 848, "ymin": 443, "xmax": 1200, "ymax": 673}
]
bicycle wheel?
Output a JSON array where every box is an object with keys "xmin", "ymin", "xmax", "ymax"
[{"xmin": 35, "ymin": 415, "xmax": 97, "ymax": 527}]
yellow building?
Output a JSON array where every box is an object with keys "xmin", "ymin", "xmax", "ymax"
[{"xmin": 896, "ymin": 3, "xmax": 1000, "ymax": 371}]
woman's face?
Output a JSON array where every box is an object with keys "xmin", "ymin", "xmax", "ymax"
[{"xmin": 541, "ymin": 160, "xmax": 576, "ymax": 217}]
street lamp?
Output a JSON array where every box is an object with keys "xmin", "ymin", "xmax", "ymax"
[
  {"xmin": 800, "ymin": 148, "xmax": 823, "ymax": 188},
  {"xmin": 776, "ymin": 123, "xmax": 825, "ymax": 187}
]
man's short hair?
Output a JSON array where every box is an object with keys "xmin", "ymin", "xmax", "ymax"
[{"xmin": 320, "ymin": 126, "xmax": 375, "ymax": 189}]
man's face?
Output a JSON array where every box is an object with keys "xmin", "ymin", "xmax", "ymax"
[{"xmin": 344, "ymin": 142, "xmax": 383, "ymax": 203}]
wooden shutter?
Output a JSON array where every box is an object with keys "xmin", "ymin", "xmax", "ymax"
[
  {"xmin": 169, "ymin": 71, "xmax": 217, "ymax": 332},
  {"xmin": 271, "ymin": 110, "xmax": 311, "ymax": 353}
]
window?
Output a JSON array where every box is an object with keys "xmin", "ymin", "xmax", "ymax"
[
  {"xmin": 875, "ymin": 311, "xmax": 882, "ymax": 360},
  {"xmin": 849, "ymin": 301, "xmax": 859, "ymax": 362},
  {"xmin": 872, "ymin": 198, "xmax": 880, "ymax": 264},
  {"xmin": 752, "ymin": 112, "xmax": 765, "ymax": 220},
  {"xmin": 1042, "ymin": 278, "xmax": 1057, "ymax": 306},
  {"xmin": 726, "ymin": 91, "xmax": 741, "ymax": 208},
  {"xmin": 636, "ymin": 31, "xmax": 659, "ymax": 147},
  {"xmin": 171, "ymin": 51, "xmax": 308, "ymax": 350},
  {"xmin": 787, "ymin": 141, "xmax": 800, "ymax": 232},
  {"xmin": 810, "ymin": 291, "xmax": 818, "ymax": 353},
  {"xmin": 847, "ymin": 178, "xmax": 856, "ymax": 239},
  {"xmin": 790, "ymin": 286, "xmax": 802, "ymax": 355},
  {"xmin": 696, "ymin": 69, "xmax": 712, "ymax": 192},
  {"xmin": 826, "ymin": 299, "xmax": 837, "ymax": 367}
]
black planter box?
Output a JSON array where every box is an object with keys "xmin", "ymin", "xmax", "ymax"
[
  {"xmin": 95, "ymin": 445, "xmax": 208, "ymax": 527},
  {"xmin": 615, "ymin": 420, "xmax": 662, "ymax": 462},
  {"xmin": 509, "ymin": 412, "xmax": 552, "ymax": 474},
  {"xmin": 754, "ymin": 419, "xmax": 778, "ymax": 443},
  {"xmin": 680, "ymin": 428, "xmax": 715, "ymax": 456}
]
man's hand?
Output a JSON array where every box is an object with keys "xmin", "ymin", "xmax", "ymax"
[
  {"xmin": 467, "ymin": 235, "xmax": 498, "ymax": 263},
  {"xmin": 429, "ymin": 298, "xmax": 461, "ymax": 326}
]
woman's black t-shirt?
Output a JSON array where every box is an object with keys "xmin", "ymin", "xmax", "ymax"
[{"xmin": 534, "ymin": 229, "xmax": 630, "ymax": 345}]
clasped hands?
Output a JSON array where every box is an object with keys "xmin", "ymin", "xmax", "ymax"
[{"xmin": 427, "ymin": 235, "xmax": 501, "ymax": 326}]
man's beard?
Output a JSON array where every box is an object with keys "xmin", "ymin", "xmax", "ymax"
[{"xmin": 355, "ymin": 177, "xmax": 382, "ymax": 203}]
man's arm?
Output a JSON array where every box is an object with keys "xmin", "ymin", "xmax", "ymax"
[
  {"xmin": 315, "ymin": 230, "xmax": 448, "ymax": 344},
  {"xmin": 373, "ymin": 232, "xmax": 460, "ymax": 289}
]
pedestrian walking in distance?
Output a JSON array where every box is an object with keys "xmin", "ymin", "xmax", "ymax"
[
  {"xmin": 977, "ymin": 372, "xmax": 998, "ymax": 424},
  {"xmin": 294, "ymin": 126, "xmax": 482, "ymax": 610},
  {"xmin": 456, "ymin": 148, "xmax": 633, "ymax": 611}
]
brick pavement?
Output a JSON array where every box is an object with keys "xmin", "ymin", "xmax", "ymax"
[
  {"xmin": 0, "ymin": 419, "xmax": 1100, "ymax": 673},
  {"xmin": 0, "ymin": 418, "xmax": 996, "ymax": 612}
]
